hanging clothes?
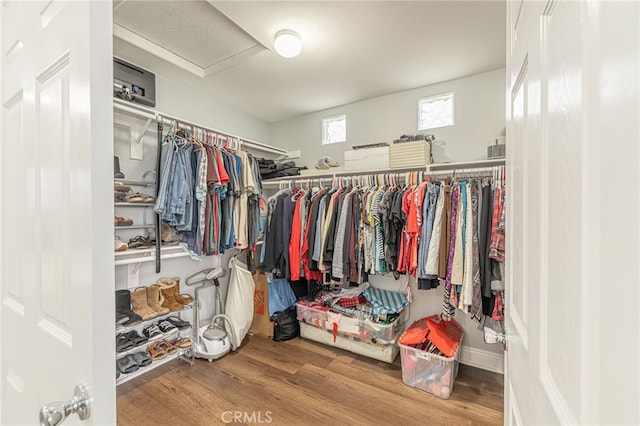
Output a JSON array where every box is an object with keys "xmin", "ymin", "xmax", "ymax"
[
  {"xmin": 154, "ymin": 124, "xmax": 263, "ymax": 260},
  {"xmin": 261, "ymin": 166, "xmax": 507, "ymax": 331}
]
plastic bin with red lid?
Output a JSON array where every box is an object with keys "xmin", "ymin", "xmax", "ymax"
[{"xmin": 397, "ymin": 315, "xmax": 464, "ymax": 399}]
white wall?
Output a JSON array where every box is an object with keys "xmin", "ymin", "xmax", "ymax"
[
  {"xmin": 269, "ymin": 68, "xmax": 507, "ymax": 371},
  {"xmin": 114, "ymin": 72, "xmax": 273, "ymax": 182},
  {"xmin": 155, "ymin": 74, "xmax": 272, "ymax": 145},
  {"xmin": 271, "ymin": 68, "xmax": 505, "ymax": 170}
]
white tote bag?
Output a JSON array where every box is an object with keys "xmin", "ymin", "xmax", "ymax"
[{"xmin": 225, "ymin": 256, "xmax": 255, "ymax": 350}]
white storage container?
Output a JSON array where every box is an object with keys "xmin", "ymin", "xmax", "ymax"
[
  {"xmin": 344, "ymin": 146, "xmax": 389, "ymax": 171},
  {"xmin": 296, "ymin": 302, "xmax": 408, "ymax": 345},
  {"xmin": 300, "ymin": 322, "xmax": 400, "ymax": 363}
]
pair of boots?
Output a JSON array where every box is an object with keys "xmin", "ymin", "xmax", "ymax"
[
  {"xmin": 115, "ymin": 285, "xmax": 169, "ymax": 325},
  {"xmin": 158, "ymin": 277, "xmax": 193, "ymax": 312}
]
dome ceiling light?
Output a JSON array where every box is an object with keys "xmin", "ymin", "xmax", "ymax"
[{"xmin": 273, "ymin": 30, "xmax": 302, "ymax": 58}]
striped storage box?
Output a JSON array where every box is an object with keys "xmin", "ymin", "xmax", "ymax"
[{"xmin": 389, "ymin": 141, "xmax": 432, "ymax": 168}]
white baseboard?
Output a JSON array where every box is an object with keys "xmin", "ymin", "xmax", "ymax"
[{"xmin": 459, "ymin": 346, "xmax": 504, "ymax": 374}]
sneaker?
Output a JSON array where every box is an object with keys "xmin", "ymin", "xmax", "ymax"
[
  {"xmin": 156, "ymin": 319, "xmax": 178, "ymax": 335},
  {"xmin": 115, "ymin": 236, "xmax": 128, "ymax": 252},
  {"xmin": 142, "ymin": 324, "xmax": 163, "ymax": 341}
]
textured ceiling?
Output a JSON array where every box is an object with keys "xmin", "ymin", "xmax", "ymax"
[{"xmin": 113, "ymin": 1, "xmax": 506, "ymax": 123}]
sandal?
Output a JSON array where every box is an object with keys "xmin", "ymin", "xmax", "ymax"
[
  {"xmin": 130, "ymin": 351, "xmax": 152, "ymax": 367},
  {"xmin": 117, "ymin": 354, "xmax": 139, "ymax": 374},
  {"xmin": 173, "ymin": 337, "xmax": 193, "ymax": 349},
  {"xmin": 128, "ymin": 235, "xmax": 152, "ymax": 249},
  {"xmin": 123, "ymin": 192, "xmax": 145, "ymax": 203},
  {"xmin": 116, "ymin": 333, "xmax": 134, "ymax": 353},
  {"xmin": 156, "ymin": 339, "xmax": 178, "ymax": 355},
  {"xmin": 146, "ymin": 341, "xmax": 167, "ymax": 360},
  {"xmin": 166, "ymin": 316, "xmax": 191, "ymax": 330},
  {"xmin": 125, "ymin": 330, "xmax": 148, "ymax": 347}
]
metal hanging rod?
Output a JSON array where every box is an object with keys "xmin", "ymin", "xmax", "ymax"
[
  {"xmin": 428, "ymin": 166, "xmax": 499, "ymax": 175},
  {"xmin": 113, "ymin": 99, "xmax": 289, "ymax": 157}
]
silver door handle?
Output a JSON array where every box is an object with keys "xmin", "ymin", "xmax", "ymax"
[{"xmin": 39, "ymin": 384, "xmax": 91, "ymax": 426}]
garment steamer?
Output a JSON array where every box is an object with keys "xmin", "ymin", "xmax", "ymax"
[{"xmin": 185, "ymin": 267, "xmax": 237, "ymax": 362}]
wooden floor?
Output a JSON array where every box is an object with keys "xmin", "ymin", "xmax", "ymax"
[{"xmin": 117, "ymin": 333, "xmax": 503, "ymax": 426}]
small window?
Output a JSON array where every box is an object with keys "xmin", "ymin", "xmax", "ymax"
[
  {"xmin": 418, "ymin": 92, "xmax": 454, "ymax": 130},
  {"xmin": 322, "ymin": 114, "xmax": 346, "ymax": 144}
]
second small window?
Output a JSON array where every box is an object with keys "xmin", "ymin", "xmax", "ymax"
[{"xmin": 322, "ymin": 114, "xmax": 346, "ymax": 144}]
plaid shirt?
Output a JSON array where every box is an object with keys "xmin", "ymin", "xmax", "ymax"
[
  {"xmin": 337, "ymin": 294, "xmax": 366, "ymax": 308},
  {"xmin": 489, "ymin": 186, "xmax": 505, "ymax": 263}
]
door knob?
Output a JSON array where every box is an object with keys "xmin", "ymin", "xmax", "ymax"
[{"xmin": 39, "ymin": 384, "xmax": 91, "ymax": 426}]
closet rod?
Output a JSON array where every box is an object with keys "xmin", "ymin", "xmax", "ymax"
[
  {"xmin": 113, "ymin": 99, "xmax": 289, "ymax": 157},
  {"xmin": 428, "ymin": 166, "xmax": 500, "ymax": 175}
]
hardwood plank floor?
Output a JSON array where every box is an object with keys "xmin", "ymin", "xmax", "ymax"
[{"xmin": 117, "ymin": 333, "xmax": 504, "ymax": 426}]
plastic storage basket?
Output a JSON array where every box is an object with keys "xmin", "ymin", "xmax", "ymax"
[
  {"xmin": 296, "ymin": 302, "xmax": 408, "ymax": 345},
  {"xmin": 397, "ymin": 316, "xmax": 463, "ymax": 399}
]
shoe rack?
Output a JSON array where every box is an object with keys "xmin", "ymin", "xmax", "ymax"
[
  {"xmin": 114, "ymin": 101, "xmax": 197, "ymax": 386},
  {"xmin": 116, "ymin": 305, "xmax": 195, "ymax": 386}
]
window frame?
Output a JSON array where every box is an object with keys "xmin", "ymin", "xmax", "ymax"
[
  {"xmin": 417, "ymin": 92, "xmax": 455, "ymax": 131},
  {"xmin": 322, "ymin": 113, "xmax": 347, "ymax": 145}
]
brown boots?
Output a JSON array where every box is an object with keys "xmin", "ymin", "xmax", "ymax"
[
  {"xmin": 147, "ymin": 284, "xmax": 170, "ymax": 316},
  {"xmin": 130, "ymin": 287, "xmax": 158, "ymax": 321},
  {"xmin": 158, "ymin": 277, "xmax": 193, "ymax": 312},
  {"xmin": 129, "ymin": 278, "xmax": 193, "ymax": 319},
  {"xmin": 130, "ymin": 285, "xmax": 171, "ymax": 321}
]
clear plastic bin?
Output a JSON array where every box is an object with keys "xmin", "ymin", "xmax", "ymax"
[
  {"xmin": 296, "ymin": 302, "xmax": 407, "ymax": 345},
  {"xmin": 398, "ymin": 341, "xmax": 460, "ymax": 399}
]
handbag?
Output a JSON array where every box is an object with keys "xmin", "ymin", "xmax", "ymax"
[{"xmin": 270, "ymin": 306, "xmax": 299, "ymax": 342}]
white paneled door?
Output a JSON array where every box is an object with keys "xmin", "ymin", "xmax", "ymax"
[
  {"xmin": 506, "ymin": 1, "xmax": 639, "ymax": 425},
  {"xmin": 1, "ymin": 1, "xmax": 114, "ymax": 424}
]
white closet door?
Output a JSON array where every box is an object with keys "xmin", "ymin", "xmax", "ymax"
[
  {"xmin": 1, "ymin": 1, "xmax": 114, "ymax": 424},
  {"xmin": 505, "ymin": 1, "xmax": 639, "ymax": 424}
]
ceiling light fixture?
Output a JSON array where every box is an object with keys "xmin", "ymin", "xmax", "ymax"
[{"xmin": 273, "ymin": 30, "xmax": 302, "ymax": 58}]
